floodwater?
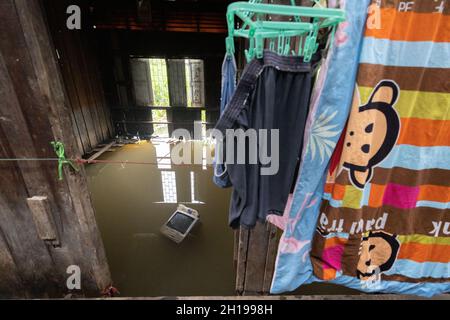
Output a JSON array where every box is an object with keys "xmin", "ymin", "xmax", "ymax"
[
  {"xmin": 86, "ymin": 140, "xmax": 359, "ymax": 297},
  {"xmin": 86, "ymin": 140, "xmax": 235, "ymax": 296}
]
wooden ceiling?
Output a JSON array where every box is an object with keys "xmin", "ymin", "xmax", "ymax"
[{"xmin": 90, "ymin": 0, "xmax": 232, "ymax": 33}]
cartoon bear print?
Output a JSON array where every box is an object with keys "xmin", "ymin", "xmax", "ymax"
[
  {"xmin": 340, "ymin": 80, "xmax": 401, "ymax": 189},
  {"xmin": 356, "ymin": 231, "xmax": 400, "ymax": 280}
]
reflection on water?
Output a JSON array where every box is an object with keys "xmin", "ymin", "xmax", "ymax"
[
  {"xmin": 87, "ymin": 139, "xmax": 359, "ymax": 297},
  {"xmin": 86, "ymin": 140, "xmax": 235, "ymax": 296}
]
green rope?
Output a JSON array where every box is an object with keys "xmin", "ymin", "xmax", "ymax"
[{"xmin": 50, "ymin": 141, "xmax": 79, "ymax": 181}]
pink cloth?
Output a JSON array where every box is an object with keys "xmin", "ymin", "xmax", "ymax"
[{"xmin": 266, "ymin": 194, "xmax": 293, "ymax": 231}]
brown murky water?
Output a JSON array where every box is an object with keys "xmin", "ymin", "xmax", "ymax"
[
  {"xmin": 87, "ymin": 140, "xmax": 359, "ymax": 296},
  {"xmin": 86, "ymin": 140, "xmax": 235, "ymax": 296}
]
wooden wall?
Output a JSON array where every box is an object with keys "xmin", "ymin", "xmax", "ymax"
[
  {"xmin": 0, "ymin": 0, "xmax": 110, "ymax": 297},
  {"xmin": 44, "ymin": 0, "xmax": 114, "ymax": 155},
  {"xmin": 91, "ymin": 0, "xmax": 229, "ymax": 33}
]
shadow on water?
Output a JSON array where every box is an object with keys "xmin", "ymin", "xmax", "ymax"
[{"xmin": 86, "ymin": 140, "xmax": 235, "ymax": 296}]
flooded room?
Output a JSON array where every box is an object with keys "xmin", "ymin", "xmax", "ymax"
[{"xmin": 0, "ymin": 0, "xmax": 449, "ymax": 305}]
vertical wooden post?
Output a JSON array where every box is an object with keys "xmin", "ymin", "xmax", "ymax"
[{"xmin": 235, "ymin": 222, "xmax": 278, "ymax": 295}]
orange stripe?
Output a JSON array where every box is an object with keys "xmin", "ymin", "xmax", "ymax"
[
  {"xmin": 322, "ymin": 268, "xmax": 337, "ymax": 280},
  {"xmin": 324, "ymin": 183, "xmax": 333, "ymax": 194},
  {"xmin": 365, "ymin": 9, "xmax": 450, "ymax": 42},
  {"xmin": 397, "ymin": 118, "xmax": 450, "ymax": 147},
  {"xmin": 324, "ymin": 237, "xmax": 347, "ymax": 249},
  {"xmin": 418, "ymin": 185, "xmax": 450, "ymax": 203},
  {"xmin": 369, "ymin": 184, "xmax": 385, "ymax": 208},
  {"xmin": 398, "ymin": 243, "xmax": 450, "ymax": 263},
  {"xmin": 332, "ymin": 184, "xmax": 346, "ymax": 201}
]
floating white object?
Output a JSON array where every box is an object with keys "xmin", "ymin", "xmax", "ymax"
[{"xmin": 160, "ymin": 204, "xmax": 199, "ymax": 244}]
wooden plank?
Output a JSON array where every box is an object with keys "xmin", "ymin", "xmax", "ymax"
[
  {"xmin": 0, "ymin": 48, "xmax": 62, "ymax": 296},
  {"xmin": 233, "ymin": 229, "xmax": 239, "ymax": 270},
  {"xmin": 64, "ymin": 34, "xmax": 98, "ymax": 149},
  {"xmin": 27, "ymin": 196, "xmax": 58, "ymax": 242},
  {"xmin": 92, "ymin": 148, "xmax": 116, "ymax": 152},
  {"xmin": 262, "ymin": 224, "xmax": 279, "ymax": 294},
  {"xmin": 0, "ymin": 123, "xmax": 57, "ymax": 297},
  {"xmin": 87, "ymin": 141, "xmax": 115, "ymax": 162},
  {"xmin": 243, "ymin": 221, "xmax": 270, "ymax": 295},
  {"xmin": 70, "ymin": 32, "xmax": 101, "ymax": 147},
  {"xmin": 43, "ymin": 2, "xmax": 91, "ymax": 154},
  {"xmin": 68, "ymin": 105, "xmax": 85, "ymax": 157},
  {"xmin": 235, "ymin": 223, "xmax": 278, "ymax": 296},
  {"xmin": 235, "ymin": 227, "xmax": 249, "ymax": 295},
  {"xmin": 87, "ymin": 35, "xmax": 114, "ymax": 139},
  {"xmin": 78, "ymin": 33, "xmax": 108, "ymax": 143}
]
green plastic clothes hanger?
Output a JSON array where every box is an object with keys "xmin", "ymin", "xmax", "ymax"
[{"xmin": 225, "ymin": 1, "xmax": 345, "ymax": 62}]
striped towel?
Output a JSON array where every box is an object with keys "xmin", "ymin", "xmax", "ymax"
[{"xmin": 272, "ymin": 0, "xmax": 450, "ymax": 297}]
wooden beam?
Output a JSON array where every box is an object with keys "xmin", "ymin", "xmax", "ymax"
[
  {"xmin": 262, "ymin": 224, "xmax": 278, "ymax": 293},
  {"xmin": 235, "ymin": 227, "xmax": 249, "ymax": 294},
  {"xmin": 87, "ymin": 141, "xmax": 115, "ymax": 162}
]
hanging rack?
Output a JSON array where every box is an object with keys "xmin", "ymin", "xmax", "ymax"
[{"xmin": 225, "ymin": 1, "xmax": 345, "ymax": 62}]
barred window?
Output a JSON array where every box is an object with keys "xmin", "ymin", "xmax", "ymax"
[{"xmin": 130, "ymin": 57, "xmax": 205, "ymax": 108}]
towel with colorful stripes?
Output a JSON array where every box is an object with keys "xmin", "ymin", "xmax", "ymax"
[{"xmin": 271, "ymin": 0, "xmax": 450, "ymax": 297}]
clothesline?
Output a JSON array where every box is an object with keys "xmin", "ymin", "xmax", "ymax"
[
  {"xmin": 0, "ymin": 158, "xmax": 60, "ymax": 161},
  {"xmin": 0, "ymin": 157, "xmax": 212, "ymax": 166},
  {"xmin": 1, "ymin": 141, "xmax": 214, "ymax": 180}
]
